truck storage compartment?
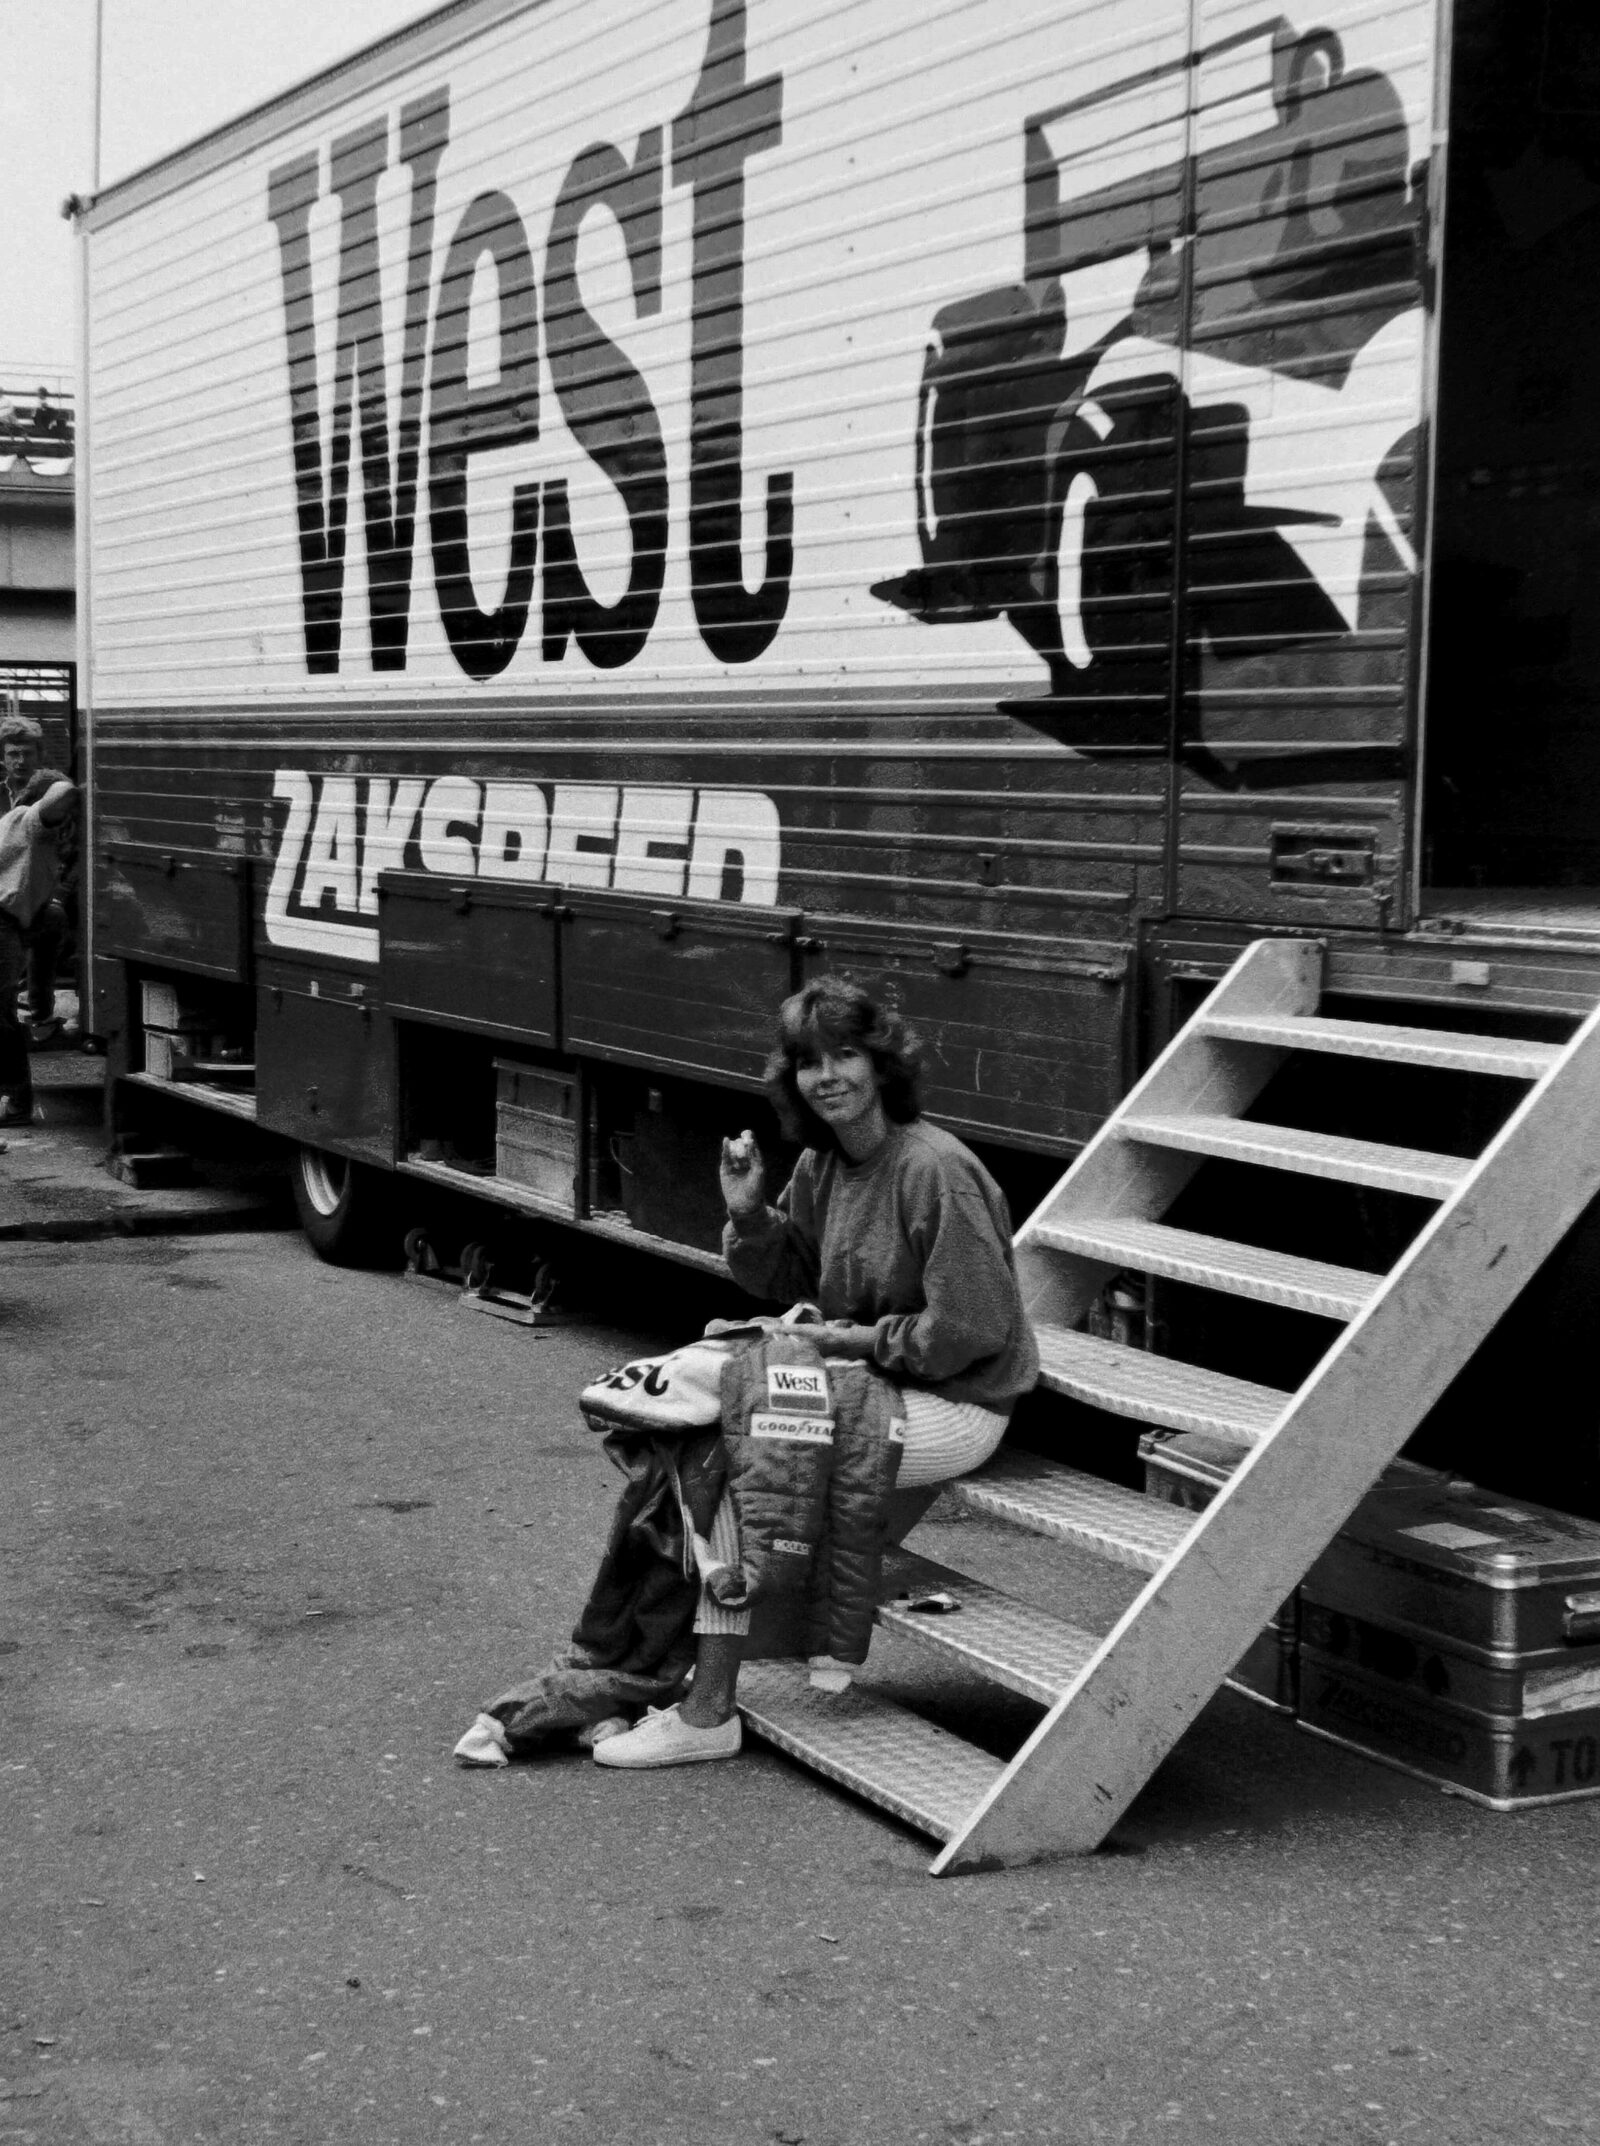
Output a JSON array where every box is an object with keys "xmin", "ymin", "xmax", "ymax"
[
  {"xmin": 138, "ymin": 974, "xmax": 254, "ymax": 1087},
  {"xmin": 615, "ymin": 1082, "xmax": 740, "ymax": 1255},
  {"xmin": 102, "ymin": 844, "xmax": 251, "ymax": 980},
  {"xmin": 494, "ymin": 1060, "xmax": 578, "ymax": 1205},
  {"xmin": 377, "ymin": 871, "xmax": 561, "ymax": 1048},
  {"xmin": 797, "ymin": 917, "xmax": 1129, "ymax": 1152},
  {"xmin": 255, "ymin": 962, "xmax": 394, "ymax": 1162},
  {"xmin": 131, "ymin": 971, "xmax": 257, "ymax": 1106},
  {"xmin": 560, "ymin": 891, "xmax": 803, "ymax": 1089}
]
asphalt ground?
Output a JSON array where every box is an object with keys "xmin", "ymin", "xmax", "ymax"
[
  {"xmin": 3, "ymin": 1227, "xmax": 1598, "ymax": 2145},
  {"xmin": 0, "ymin": 1052, "xmax": 288, "ymax": 1241}
]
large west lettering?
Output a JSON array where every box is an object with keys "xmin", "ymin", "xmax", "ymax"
[
  {"xmin": 671, "ymin": 0, "xmax": 793, "ymax": 663},
  {"xmin": 266, "ymin": 93, "xmax": 449, "ymax": 673},
  {"xmin": 426, "ymin": 191, "xmax": 543, "ymax": 682},
  {"xmin": 268, "ymin": 0, "xmax": 796, "ymax": 684},
  {"xmin": 542, "ymin": 131, "xmax": 669, "ymax": 670}
]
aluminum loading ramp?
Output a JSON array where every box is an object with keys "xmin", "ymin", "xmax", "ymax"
[{"xmin": 735, "ymin": 938, "xmax": 1600, "ymax": 1873}]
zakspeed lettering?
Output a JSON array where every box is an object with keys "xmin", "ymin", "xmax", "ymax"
[
  {"xmin": 265, "ymin": 0, "xmax": 791, "ymax": 684},
  {"xmin": 265, "ymin": 769, "xmax": 782, "ymax": 960}
]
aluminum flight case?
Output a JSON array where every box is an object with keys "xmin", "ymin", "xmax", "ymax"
[{"xmin": 1298, "ymin": 1472, "xmax": 1600, "ymax": 1809}]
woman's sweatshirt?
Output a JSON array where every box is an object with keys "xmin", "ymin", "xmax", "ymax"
[{"xmin": 722, "ymin": 1119, "xmax": 1039, "ymax": 1415}]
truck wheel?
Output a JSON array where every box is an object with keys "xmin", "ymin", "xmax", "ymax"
[{"xmin": 290, "ymin": 1146, "xmax": 397, "ymax": 1266}]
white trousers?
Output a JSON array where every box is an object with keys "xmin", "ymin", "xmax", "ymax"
[{"xmin": 693, "ymin": 1392, "xmax": 1008, "ymax": 1637}]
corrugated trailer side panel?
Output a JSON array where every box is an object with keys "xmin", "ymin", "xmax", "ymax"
[
  {"xmin": 1172, "ymin": 0, "xmax": 1439, "ymax": 930},
  {"xmin": 81, "ymin": 0, "xmax": 1440, "ymax": 1163}
]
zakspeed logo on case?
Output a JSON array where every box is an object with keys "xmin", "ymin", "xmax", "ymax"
[
  {"xmin": 265, "ymin": 767, "xmax": 782, "ymax": 961},
  {"xmin": 749, "ymin": 1415, "xmax": 835, "ymax": 1443}
]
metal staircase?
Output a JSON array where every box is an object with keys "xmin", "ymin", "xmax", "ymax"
[{"xmin": 735, "ymin": 937, "xmax": 1600, "ymax": 1872}]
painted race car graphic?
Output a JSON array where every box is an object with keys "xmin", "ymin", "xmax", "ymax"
[{"xmin": 871, "ymin": 15, "xmax": 1424, "ymax": 754}]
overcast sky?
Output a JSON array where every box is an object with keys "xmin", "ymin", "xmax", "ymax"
[{"xmin": 1, "ymin": 0, "xmax": 438, "ymax": 376}]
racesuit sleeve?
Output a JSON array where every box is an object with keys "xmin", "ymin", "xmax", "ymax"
[{"xmin": 722, "ymin": 1162, "xmax": 822, "ymax": 1306}]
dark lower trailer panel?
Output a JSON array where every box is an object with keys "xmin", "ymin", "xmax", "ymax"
[{"xmin": 100, "ymin": 843, "xmax": 1134, "ymax": 1275}]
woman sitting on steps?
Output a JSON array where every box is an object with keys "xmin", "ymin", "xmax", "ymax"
[{"xmin": 592, "ymin": 976, "xmax": 1040, "ymax": 1769}]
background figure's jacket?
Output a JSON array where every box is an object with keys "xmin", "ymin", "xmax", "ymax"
[
  {"xmin": 723, "ymin": 1121, "xmax": 1039, "ymax": 1416},
  {"xmin": 711, "ymin": 1327, "xmax": 903, "ymax": 1666},
  {"xmin": 0, "ymin": 801, "xmax": 64, "ymax": 929}
]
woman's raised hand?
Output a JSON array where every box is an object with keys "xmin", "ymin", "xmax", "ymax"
[{"xmin": 719, "ymin": 1129, "xmax": 766, "ymax": 1218}]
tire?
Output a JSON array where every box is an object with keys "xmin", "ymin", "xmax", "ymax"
[{"xmin": 289, "ymin": 1145, "xmax": 398, "ymax": 1267}]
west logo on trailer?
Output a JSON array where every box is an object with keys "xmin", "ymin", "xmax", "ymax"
[{"xmin": 266, "ymin": 0, "xmax": 790, "ymax": 685}]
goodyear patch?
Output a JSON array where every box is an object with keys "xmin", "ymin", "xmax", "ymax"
[
  {"xmin": 766, "ymin": 1364, "xmax": 830, "ymax": 1413},
  {"xmin": 749, "ymin": 1414, "xmax": 835, "ymax": 1443}
]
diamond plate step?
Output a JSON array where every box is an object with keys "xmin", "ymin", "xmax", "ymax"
[
  {"xmin": 1201, "ymin": 1011, "xmax": 1562, "ymax": 1081},
  {"xmin": 1120, "ymin": 1113, "xmax": 1472, "ymax": 1199},
  {"xmin": 877, "ymin": 1549, "xmax": 1100, "ymax": 1707},
  {"xmin": 736, "ymin": 1660, "xmax": 1000, "ymax": 1842},
  {"xmin": 946, "ymin": 1450, "xmax": 1195, "ymax": 1573},
  {"xmin": 1033, "ymin": 1216, "xmax": 1379, "ymax": 1319},
  {"xmin": 1032, "ymin": 1322, "xmax": 1289, "ymax": 1441}
]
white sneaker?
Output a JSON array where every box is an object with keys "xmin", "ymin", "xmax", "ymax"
[
  {"xmin": 453, "ymin": 1713, "xmax": 510, "ymax": 1767},
  {"xmin": 591, "ymin": 1703, "xmax": 742, "ymax": 1768}
]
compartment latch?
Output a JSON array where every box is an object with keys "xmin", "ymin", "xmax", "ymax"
[{"xmin": 1270, "ymin": 824, "xmax": 1377, "ymax": 889}]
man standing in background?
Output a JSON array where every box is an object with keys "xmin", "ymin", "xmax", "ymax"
[
  {"xmin": 1, "ymin": 714, "xmax": 70, "ymax": 1047},
  {"xmin": 0, "ymin": 764, "xmax": 78, "ymax": 1125}
]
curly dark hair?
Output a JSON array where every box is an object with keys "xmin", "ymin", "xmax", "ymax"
[{"xmin": 764, "ymin": 976, "xmax": 923, "ymax": 1151}]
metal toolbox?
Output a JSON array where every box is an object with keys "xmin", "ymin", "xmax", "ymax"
[
  {"xmin": 1138, "ymin": 1427, "xmax": 1298, "ymax": 1714},
  {"xmin": 494, "ymin": 1060, "xmax": 576, "ymax": 1204}
]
